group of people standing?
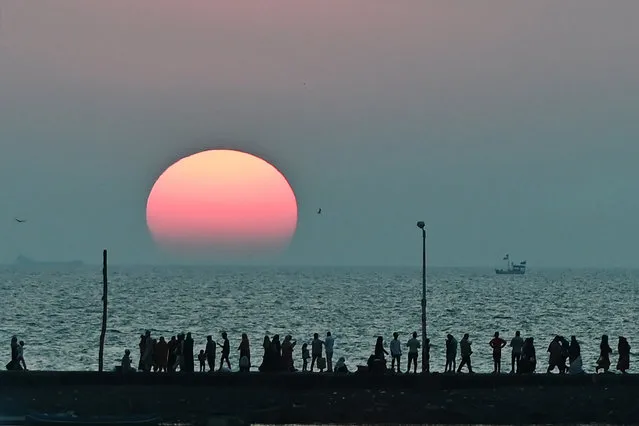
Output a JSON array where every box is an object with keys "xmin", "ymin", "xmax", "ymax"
[
  {"xmin": 121, "ymin": 330, "xmax": 234, "ymax": 373},
  {"xmin": 258, "ymin": 332, "xmax": 345, "ymax": 373},
  {"xmin": 5, "ymin": 329, "xmax": 632, "ymax": 375},
  {"xmin": 436, "ymin": 331, "xmax": 632, "ymax": 375},
  {"xmin": 121, "ymin": 330, "xmax": 347, "ymax": 374},
  {"xmin": 364, "ymin": 331, "xmax": 632, "ymax": 375},
  {"xmin": 119, "ymin": 330, "xmax": 631, "ymax": 375}
]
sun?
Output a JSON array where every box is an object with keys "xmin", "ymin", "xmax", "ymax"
[{"xmin": 146, "ymin": 150, "xmax": 298, "ymax": 258}]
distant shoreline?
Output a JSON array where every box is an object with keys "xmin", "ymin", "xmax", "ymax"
[{"xmin": 1, "ymin": 371, "xmax": 638, "ymax": 424}]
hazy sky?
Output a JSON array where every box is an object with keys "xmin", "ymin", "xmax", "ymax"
[{"xmin": 1, "ymin": 0, "xmax": 639, "ymax": 267}]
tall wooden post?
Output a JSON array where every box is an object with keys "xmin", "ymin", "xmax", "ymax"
[{"xmin": 98, "ymin": 249, "xmax": 108, "ymax": 372}]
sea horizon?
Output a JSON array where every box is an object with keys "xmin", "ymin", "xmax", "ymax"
[{"xmin": 4, "ymin": 261, "xmax": 639, "ymax": 270}]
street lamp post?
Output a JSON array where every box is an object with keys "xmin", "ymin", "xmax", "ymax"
[{"xmin": 416, "ymin": 221, "xmax": 427, "ymax": 373}]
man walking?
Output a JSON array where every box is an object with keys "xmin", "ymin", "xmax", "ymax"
[{"xmin": 457, "ymin": 333, "xmax": 473, "ymax": 373}]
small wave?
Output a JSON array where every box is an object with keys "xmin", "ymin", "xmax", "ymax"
[{"xmin": 493, "ymin": 315, "xmax": 512, "ymax": 320}]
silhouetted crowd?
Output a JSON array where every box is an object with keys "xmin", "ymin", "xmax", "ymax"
[
  {"xmin": 114, "ymin": 330, "xmax": 632, "ymax": 375},
  {"xmin": 4, "ymin": 330, "xmax": 631, "ymax": 374}
]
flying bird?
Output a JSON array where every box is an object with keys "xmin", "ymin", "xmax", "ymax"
[
  {"xmin": 317, "ymin": 208, "xmax": 322, "ymax": 214},
  {"xmin": 14, "ymin": 218, "xmax": 26, "ymax": 223}
]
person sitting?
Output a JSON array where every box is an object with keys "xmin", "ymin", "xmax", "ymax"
[
  {"xmin": 121, "ymin": 349, "xmax": 136, "ymax": 373},
  {"xmin": 334, "ymin": 357, "xmax": 349, "ymax": 373}
]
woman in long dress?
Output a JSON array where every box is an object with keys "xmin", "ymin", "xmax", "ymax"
[
  {"xmin": 258, "ymin": 335, "xmax": 271, "ymax": 372},
  {"xmin": 518, "ymin": 337, "xmax": 536, "ymax": 374},
  {"xmin": 281, "ymin": 335, "xmax": 296, "ymax": 372},
  {"xmin": 567, "ymin": 336, "xmax": 583, "ymax": 374},
  {"xmin": 595, "ymin": 334, "xmax": 612, "ymax": 373},
  {"xmin": 238, "ymin": 333, "xmax": 251, "ymax": 369},
  {"xmin": 616, "ymin": 336, "xmax": 630, "ymax": 374}
]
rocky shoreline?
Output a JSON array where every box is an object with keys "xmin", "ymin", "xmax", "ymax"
[{"xmin": 1, "ymin": 372, "xmax": 638, "ymax": 424}]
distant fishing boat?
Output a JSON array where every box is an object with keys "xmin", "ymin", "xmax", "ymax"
[
  {"xmin": 14, "ymin": 255, "xmax": 84, "ymax": 267},
  {"xmin": 495, "ymin": 254, "xmax": 526, "ymax": 275}
]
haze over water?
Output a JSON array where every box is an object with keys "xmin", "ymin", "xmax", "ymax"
[{"xmin": 1, "ymin": 265, "xmax": 636, "ymax": 373}]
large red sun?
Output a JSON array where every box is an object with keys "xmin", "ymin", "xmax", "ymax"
[{"xmin": 146, "ymin": 150, "xmax": 298, "ymax": 257}]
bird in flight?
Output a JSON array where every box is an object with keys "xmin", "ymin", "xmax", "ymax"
[
  {"xmin": 317, "ymin": 208, "xmax": 322, "ymax": 214},
  {"xmin": 14, "ymin": 218, "xmax": 26, "ymax": 223}
]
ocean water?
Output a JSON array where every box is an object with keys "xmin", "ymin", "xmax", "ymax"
[{"xmin": 0, "ymin": 265, "xmax": 636, "ymax": 373}]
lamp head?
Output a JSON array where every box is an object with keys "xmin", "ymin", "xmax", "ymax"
[{"xmin": 416, "ymin": 221, "xmax": 425, "ymax": 229}]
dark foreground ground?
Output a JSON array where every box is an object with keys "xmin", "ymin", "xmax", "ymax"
[{"xmin": 1, "ymin": 372, "xmax": 638, "ymax": 425}]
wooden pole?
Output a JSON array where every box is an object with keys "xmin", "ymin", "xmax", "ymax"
[{"xmin": 98, "ymin": 249, "xmax": 108, "ymax": 372}]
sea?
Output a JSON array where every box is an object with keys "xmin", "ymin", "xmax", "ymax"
[{"xmin": 0, "ymin": 265, "xmax": 636, "ymax": 373}]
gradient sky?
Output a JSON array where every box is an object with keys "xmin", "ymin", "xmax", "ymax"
[{"xmin": 1, "ymin": 0, "xmax": 639, "ymax": 267}]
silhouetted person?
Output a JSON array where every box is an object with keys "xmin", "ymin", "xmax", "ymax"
[
  {"xmin": 596, "ymin": 334, "xmax": 612, "ymax": 373},
  {"xmin": 406, "ymin": 332, "xmax": 421, "ymax": 373},
  {"xmin": 174, "ymin": 333, "xmax": 185, "ymax": 371},
  {"xmin": 616, "ymin": 336, "xmax": 630, "ymax": 374},
  {"xmin": 155, "ymin": 336, "xmax": 168, "ymax": 372},
  {"xmin": 281, "ymin": 335, "xmax": 296, "ymax": 372},
  {"xmin": 167, "ymin": 336, "xmax": 177, "ymax": 372},
  {"xmin": 183, "ymin": 332, "xmax": 194, "ymax": 372},
  {"xmin": 367, "ymin": 336, "xmax": 388, "ymax": 373},
  {"xmin": 489, "ymin": 332, "xmax": 506, "ymax": 373},
  {"xmin": 259, "ymin": 336, "xmax": 271, "ymax": 372},
  {"xmin": 137, "ymin": 334, "xmax": 145, "ymax": 371},
  {"xmin": 390, "ymin": 332, "xmax": 402, "ymax": 373},
  {"xmin": 547, "ymin": 335, "xmax": 564, "ymax": 374},
  {"xmin": 510, "ymin": 331, "xmax": 523, "ymax": 373},
  {"xmin": 17, "ymin": 341, "xmax": 27, "ymax": 370},
  {"xmin": 238, "ymin": 333, "xmax": 250, "ymax": 370},
  {"xmin": 301, "ymin": 343, "xmax": 310, "ymax": 372},
  {"xmin": 310, "ymin": 333, "xmax": 324, "ymax": 372},
  {"xmin": 120, "ymin": 349, "xmax": 136, "ymax": 373},
  {"xmin": 219, "ymin": 332, "xmax": 231, "ymax": 370},
  {"xmin": 334, "ymin": 357, "xmax": 349, "ymax": 373},
  {"xmin": 198, "ymin": 350, "xmax": 206, "ymax": 372},
  {"xmin": 457, "ymin": 333, "xmax": 473, "ymax": 373},
  {"xmin": 7, "ymin": 336, "xmax": 21, "ymax": 371},
  {"xmin": 375, "ymin": 336, "xmax": 388, "ymax": 360},
  {"xmin": 325, "ymin": 332, "xmax": 335, "ymax": 372},
  {"xmin": 271, "ymin": 334, "xmax": 282, "ymax": 371},
  {"xmin": 568, "ymin": 335, "xmax": 581, "ymax": 363},
  {"xmin": 373, "ymin": 336, "xmax": 388, "ymax": 372},
  {"xmin": 560, "ymin": 336, "xmax": 570, "ymax": 372},
  {"xmin": 445, "ymin": 334, "xmax": 457, "ymax": 373},
  {"xmin": 568, "ymin": 335, "xmax": 583, "ymax": 374},
  {"xmin": 151, "ymin": 338, "xmax": 159, "ymax": 372},
  {"xmin": 142, "ymin": 330, "xmax": 153, "ymax": 372},
  {"xmin": 205, "ymin": 335, "xmax": 216, "ymax": 372},
  {"xmin": 518, "ymin": 337, "xmax": 536, "ymax": 374}
]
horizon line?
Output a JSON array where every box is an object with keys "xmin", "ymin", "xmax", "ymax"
[{"xmin": 2, "ymin": 262, "xmax": 639, "ymax": 270}]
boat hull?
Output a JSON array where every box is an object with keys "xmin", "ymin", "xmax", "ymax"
[{"xmin": 495, "ymin": 269, "xmax": 525, "ymax": 275}]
